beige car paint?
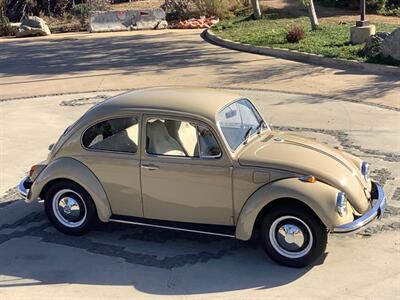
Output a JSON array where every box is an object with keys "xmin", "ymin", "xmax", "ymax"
[
  {"xmin": 235, "ymin": 178, "xmax": 354, "ymax": 240},
  {"xmin": 140, "ymin": 113, "xmax": 234, "ymax": 225},
  {"xmin": 237, "ymin": 131, "xmax": 371, "ymax": 214},
  {"xmin": 25, "ymin": 87, "xmax": 374, "ymax": 241},
  {"xmin": 29, "ymin": 157, "xmax": 112, "ymax": 222}
]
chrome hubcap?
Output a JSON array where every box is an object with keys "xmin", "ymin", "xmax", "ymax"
[
  {"xmin": 269, "ymin": 216, "xmax": 313, "ymax": 259},
  {"xmin": 58, "ymin": 197, "xmax": 81, "ymax": 221},
  {"xmin": 52, "ymin": 189, "xmax": 86, "ymax": 228},
  {"xmin": 277, "ymin": 224, "xmax": 305, "ymax": 251}
]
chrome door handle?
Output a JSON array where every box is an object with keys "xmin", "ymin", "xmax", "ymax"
[{"xmin": 141, "ymin": 164, "xmax": 159, "ymax": 171}]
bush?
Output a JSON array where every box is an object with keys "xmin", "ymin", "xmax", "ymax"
[
  {"xmin": 378, "ymin": 6, "xmax": 400, "ymax": 15},
  {"xmin": 162, "ymin": 0, "xmax": 198, "ymax": 20},
  {"xmin": 194, "ymin": 0, "xmax": 246, "ymax": 19},
  {"xmin": 286, "ymin": 26, "xmax": 305, "ymax": 43},
  {"xmin": 316, "ymin": 0, "xmax": 400, "ymax": 13},
  {"xmin": 162, "ymin": 0, "xmax": 248, "ymax": 20},
  {"xmin": 71, "ymin": 0, "xmax": 111, "ymax": 26},
  {"xmin": 0, "ymin": 5, "xmax": 13, "ymax": 36},
  {"xmin": 5, "ymin": 0, "xmax": 71, "ymax": 21},
  {"xmin": 4, "ymin": 0, "xmax": 110, "ymax": 22}
]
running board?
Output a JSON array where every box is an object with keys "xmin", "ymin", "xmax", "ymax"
[{"xmin": 109, "ymin": 215, "xmax": 236, "ymax": 238}]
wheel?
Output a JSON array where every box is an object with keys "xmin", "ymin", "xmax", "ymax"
[
  {"xmin": 44, "ymin": 180, "xmax": 97, "ymax": 235},
  {"xmin": 260, "ymin": 204, "xmax": 327, "ymax": 268}
]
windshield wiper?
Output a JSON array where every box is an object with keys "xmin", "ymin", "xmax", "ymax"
[
  {"xmin": 243, "ymin": 127, "xmax": 253, "ymax": 145},
  {"xmin": 256, "ymin": 119, "xmax": 265, "ymax": 134}
]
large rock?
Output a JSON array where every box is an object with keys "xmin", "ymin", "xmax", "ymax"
[
  {"xmin": 9, "ymin": 23, "xmax": 21, "ymax": 36},
  {"xmin": 382, "ymin": 27, "xmax": 400, "ymax": 61},
  {"xmin": 89, "ymin": 8, "xmax": 166, "ymax": 33},
  {"xmin": 16, "ymin": 16, "xmax": 51, "ymax": 37},
  {"xmin": 156, "ymin": 20, "xmax": 169, "ymax": 30},
  {"xmin": 363, "ymin": 32, "xmax": 390, "ymax": 59},
  {"xmin": 134, "ymin": 9, "xmax": 166, "ymax": 30}
]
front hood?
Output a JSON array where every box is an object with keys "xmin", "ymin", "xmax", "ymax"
[{"xmin": 239, "ymin": 132, "xmax": 370, "ymax": 213}]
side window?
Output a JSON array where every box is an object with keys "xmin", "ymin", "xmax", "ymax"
[
  {"xmin": 146, "ymin": 118, "xmax": 221, "ymax": 158},
  {"xmin": 82, "ymin": 117, "xmax": 138, "ymax": 153},
  {"xmin": 198, "ymin": 124, "xmax": 222, "ymax": 158}
]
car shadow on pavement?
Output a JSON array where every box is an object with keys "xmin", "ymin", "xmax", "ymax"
[{"xmin": 0, "ymin": 200, "xmax": 324, "ymax": 294}]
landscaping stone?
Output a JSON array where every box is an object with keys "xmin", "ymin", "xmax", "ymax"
[
  {"xmin": 364, "ymin": 32, "xmax": 390, "ymax": 59},
  {"xmin": 156, "ymin": 20, "xmax": 169, "ymax": 30},
  {"xmin": 89, "ymin": 8, "xmax": 166, "ymax": 33},
  {"xmin": 9, "ymin": 22, "xmax": 21, "ymax": 36},
  {"xmin": 16, "ymin": 16, "xmax": 51, "ymax": 37},
  {"xmin": 135, "ymin": 9, "xmax": 166, "ymax": 30},
  {"xmin": 382, "ymin": 27, "xmax": 400, "ymax": 61},
  {"xmin": 350, "ymin": 24, "xmax": 375, "ymax": 44}
]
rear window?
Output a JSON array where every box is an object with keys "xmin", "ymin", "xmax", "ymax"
[{"xmin": 82, "ymin": 117, "xmax": 139, "ymax": 153}]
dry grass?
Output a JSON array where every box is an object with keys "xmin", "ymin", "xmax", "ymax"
[{"xmin": 111, "ymin": 0, "xmax": 164, "ymax": 11}]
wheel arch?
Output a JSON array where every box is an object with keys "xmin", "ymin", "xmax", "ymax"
[
  {"xmin": 235, "ymin": 177, "xmax": 354, "ymax": 240},
  {"xmin": 252, "ymin": 197, "xmax": 324, "ymax": 239},
  {"xmin": 29, "ymin": 157, "xmax": 112, "ymax": 222}
]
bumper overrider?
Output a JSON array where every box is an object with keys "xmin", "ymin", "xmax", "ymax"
[{"xmin": 333, "ymin": 182, "xmax": 386, "ymax": 233}]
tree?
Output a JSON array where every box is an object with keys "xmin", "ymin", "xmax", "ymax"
[
  {"xmin": 251, "ymin": 0, "xmax": 261, "ymax": 19},
  {"xmin": 301, "ymin": 0, "xmax": 319, "ymax": 30}
]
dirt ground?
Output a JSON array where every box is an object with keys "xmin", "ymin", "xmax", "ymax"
[{"xmin": 111, "ymin": 0, "xmax": 164, "ymax": 10}]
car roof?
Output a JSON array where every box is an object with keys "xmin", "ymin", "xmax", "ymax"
[{"xmin": 88, "ymin": 87, "xmax": 242, "ymax": 123}]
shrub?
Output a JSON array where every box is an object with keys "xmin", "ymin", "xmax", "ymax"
[
  {"xmin": 162, "ymin": 0, "xmax": 199, "ymax": 21},
  {"xmin": 0, "ymin": 6, "xmax": 13, "ymax": 36},
  {"xmin": 71, "ymin": 0, "xmax": 111, "ymax": 27},
  {"xmin": 316, "ymin": 0, "xmax": 399, "ymax": 13},
  {"xmin": 286, "ymin": 26, "xmax": 305, "ymax": 43},
  {"xmin": 4, "ymin": 0, "xmax": 110, "ymax": 22},
  {"xmin": 378, "ymin": 6, "xmax": 400, "ymax": 15},
  {"xmin": 194, "ymin": 0, "xmax": 246, "ymax": 19},
  {"xmin": 162, "ymin": 0, "xmax": 248, "ymax": 20}
]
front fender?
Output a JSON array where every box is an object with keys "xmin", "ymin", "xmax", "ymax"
[
  {"xmin": 29, "ymin": 157, "xmax": 111, "ymax": 222},
  {"xmin": 235, "ymin": 178, "xmax": 354, "ymax": 240}
]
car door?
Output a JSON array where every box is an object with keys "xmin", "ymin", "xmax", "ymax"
[
  {"xmin": 141, "ymin": 115, "xmax": 234, "ymax": 225},
  {"xmin": 77, "ymin": 115, "xmax": 143, "ymax": 217}
]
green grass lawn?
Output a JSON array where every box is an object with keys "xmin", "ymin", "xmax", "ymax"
[{"xmin": 212, "ymin": 15, "xmax": 399, "ymax": 65}]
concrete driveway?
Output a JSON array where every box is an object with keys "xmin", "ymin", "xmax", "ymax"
[
  {"xmin": 0, "ymin": 30, "xmax": 399, "ymax": 299},
  {"xmin": 1, "ymin": 89, "xmax": 399, "ymax": 299}
]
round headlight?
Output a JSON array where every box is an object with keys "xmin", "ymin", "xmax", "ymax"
[
  {"xmin": 361, "ymin": 161, "xmax": 370, "ymax": 180},
  {"xmin": 336, "ymin": 192, "xmax": 348, "ymax": 217}
]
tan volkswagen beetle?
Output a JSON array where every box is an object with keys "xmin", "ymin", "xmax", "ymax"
[{"xmin": 19, "ymin": 87, "xmax": 386, "ymax": 267}]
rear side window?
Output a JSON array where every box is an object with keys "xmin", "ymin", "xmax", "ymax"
[{"xmin": 82, "ymin": 117, "xmax": 138, "ymax": 153}]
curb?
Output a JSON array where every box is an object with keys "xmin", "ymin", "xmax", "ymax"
[{"xmin": 203, "ymin": 29, "xmax": 400, "ymax": 77}]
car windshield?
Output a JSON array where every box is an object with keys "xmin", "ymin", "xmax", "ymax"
[{"xmin": 217, "ymin": 99, "xmax": 268, "ymax": 151}]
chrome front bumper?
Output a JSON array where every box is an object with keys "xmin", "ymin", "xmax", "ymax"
[
  {"xmin": 18, "ymin": 177, "xmax": 30, "ymax": 200},
  {"xmin": 333, "ymin": 182, "xmax": 386, "ymax": 233}
]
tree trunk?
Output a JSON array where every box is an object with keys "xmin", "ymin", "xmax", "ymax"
[
  {"xmin": 251, "ymin": 0, "xmax": 261, "ymax": 20},
  {"xmin": 307, "ymin": 0, "xmax": 319, "ymax": 30}
]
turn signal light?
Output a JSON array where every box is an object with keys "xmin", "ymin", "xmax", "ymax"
[
  {"xmin": 29, "ymin": 165, "xmax": 37, "ymax": 177},
  {"xmin": 300, "ymin": 175, "xmax": 317, "ymax": 183}
]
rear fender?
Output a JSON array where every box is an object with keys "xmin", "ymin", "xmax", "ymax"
[{"xmin": 29, "ymin": 157, "xmax": 111, "ymax": 222}]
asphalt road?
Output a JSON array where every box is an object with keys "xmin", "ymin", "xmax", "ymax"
[
  {"xmin": 0, "ymin": 30, "xmax": 399, "ymax": 299},
  {"xmin": 0, "ymin": 30, "xmax": 399, "ymax": 109}
]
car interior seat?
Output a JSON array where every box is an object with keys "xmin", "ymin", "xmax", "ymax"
[
  {"xmin": 147, "ymin": 120, "xmax": 186, "ymax": 156},
  {"xmin": 164, "ymin": 120, "xmax": 198, "ymax": 157}
]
